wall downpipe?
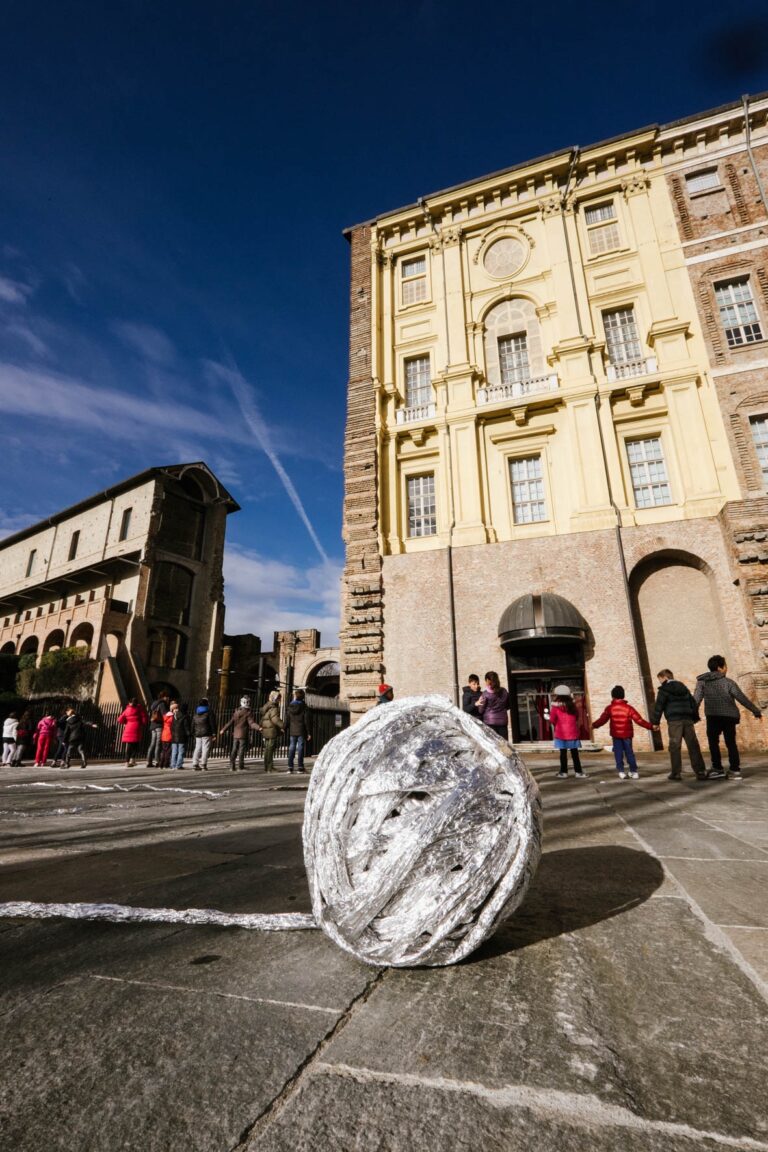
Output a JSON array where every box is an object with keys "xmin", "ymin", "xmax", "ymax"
[
  {"xmin": 558, "ymin": 148, "xmax": 651, "ymax": 719},
  {"xmin": 742, "ymin": 94, "xmax": 768, "ymax": 217}
]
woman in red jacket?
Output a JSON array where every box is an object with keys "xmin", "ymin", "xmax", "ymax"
[
  {"xmin": 593, "ymin": 685, "xmax": 657, "ymax": 779},
  {"xmin": 547, "ymin": 685, "xmax": 585, "ymax": 779},
  {"xmin": 117, "ymin": 698, "xmax": 148, "ymax": 767}
]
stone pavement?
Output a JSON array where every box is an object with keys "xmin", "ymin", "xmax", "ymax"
[{"xmin": 0, "ymin": 751, "xmax": 766, "ymax": 1151}]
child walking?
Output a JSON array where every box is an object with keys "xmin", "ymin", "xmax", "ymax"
[
  {"xmin": 547, "ymin": 685, "xmax": 585, "ymax": 779},
  {"xmin": 593, "ymin": 686, "xmax": 656, "ymax": 779}
]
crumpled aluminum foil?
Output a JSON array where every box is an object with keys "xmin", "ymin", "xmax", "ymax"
[{"xmin": 303, "ymin": 694, "xmax": 542, "ymax": 967}]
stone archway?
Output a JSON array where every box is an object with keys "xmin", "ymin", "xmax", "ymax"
[
  {"xmin": 19, "ymin": 635, "xmax": 39, "ymax": 657},
  {"xmin": 629, "ymin": 550, "xmax": 727, "ymax": 697},
  {"xmin": 1, "ymin": 641, "xmax": 16, "ymax": 655}
]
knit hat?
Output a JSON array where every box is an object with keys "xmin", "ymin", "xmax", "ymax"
[
  {"xmin": 240, "ymin": 696, "xmax": 250, "ymax": 707},
  {"xmin": 268, "ymin": 690, "xmax": 280, "ymax": 704},
  {"xmin": 378, "ymin": 683, "xmax": 393, "ymax": 696},
  {"xmin": 552, "ymin": 684, "xmax": 572, "ymax": 696}
]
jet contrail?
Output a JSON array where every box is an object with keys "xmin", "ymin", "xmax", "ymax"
[{"xmin": 209, "ymin": 359, "xmax": 330, "ymax": 565}]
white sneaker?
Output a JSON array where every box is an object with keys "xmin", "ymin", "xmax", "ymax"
[
  {"xmin": 618, "ymin": 772, "xmax": 626, "ymax": 779},
  {"xmin": 629, "ymin": 771, "xmax": 639, "ymax": 779}
]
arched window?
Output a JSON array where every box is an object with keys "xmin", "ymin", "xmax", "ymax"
[
  {"xmin": 147, "ymin": 628, "xmax": 187, "ymax": 671},
  {"xmin": 43, "ymin": 629, "xmax": 66, "ymax": 653},
  {"xmin": 149, "ymin": 562, "xmax": 194, "ymax": 625},
  {"xmin": 69, "ymin": 622, "xmax": 94, "ymax": 656},
  {"xmin": 483, "ymin": 299, "xmax": 544, "ymax": 389}
]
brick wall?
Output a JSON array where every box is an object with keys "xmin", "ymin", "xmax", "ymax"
[{"xmin": 339, "ymin": 225, "xmax": 386, "ymax": 719}]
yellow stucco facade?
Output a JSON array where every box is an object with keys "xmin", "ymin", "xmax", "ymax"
[{"xmin": 372, "ymin": 137, "xmax": 739, "ymax": 557}]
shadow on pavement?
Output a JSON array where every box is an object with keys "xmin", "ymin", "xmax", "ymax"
[{"xmin": 471, "ymin": 845, "xmax": 664, "ymax": 962}]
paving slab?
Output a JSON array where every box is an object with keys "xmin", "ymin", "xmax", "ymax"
[
  {"xmin": 0, "ymin": 975, "xmax": 342, "ymax": 1152},
  {"xmin": 319, "ymin": 897, "xmax": 768, "ymax": 1143},
  {"xmin": 253, "ymin": 1070, "xmax": 744, "ymax": 1152},
  {"xmin": 657, "ymin": 858, "xmax": 768, "ymax": 927}
]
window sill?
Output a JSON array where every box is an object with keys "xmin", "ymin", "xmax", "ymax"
[{"xmin": 688, "ymin": 185, "xmax": 724, "ymax": 200}]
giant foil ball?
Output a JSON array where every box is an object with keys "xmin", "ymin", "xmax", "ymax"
[{"xmin": 303, "ymin": 695, "xmax": 542, "ymax": 967}]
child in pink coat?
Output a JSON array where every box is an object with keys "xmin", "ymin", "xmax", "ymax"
[
  {"xmin": 34, "ymin": 712, "xmax": 57, "ymax": 767},
  {"xmin": 547, "ymin": 685, "xmax": 586, "ymax": 779}
]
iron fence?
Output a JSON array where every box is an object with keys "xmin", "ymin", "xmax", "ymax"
[{"xmin": 1, "ymin": 692, "xmax": 349, "ymax": 762}]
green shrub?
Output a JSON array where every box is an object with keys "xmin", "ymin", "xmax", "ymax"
[{"xmin": 16, "ymin": 646, "xmax": 98, "ymax": 699}]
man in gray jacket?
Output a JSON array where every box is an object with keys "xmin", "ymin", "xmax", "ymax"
[{"xmin": 694, "ymin": 655, "xmax": 762, "ymax": 780}]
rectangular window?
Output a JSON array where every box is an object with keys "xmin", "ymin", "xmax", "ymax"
[
  {"xmin": 407, "ymin": 474, "xmax": 437, "ymax": 537},
  {"xmin": 119, "ymin": 507, "xmax": 133, "ymax": 541},
  {"xmin": 498, "ymin": 334, "xmax": 530, "ymax": 387},
  {"xmin": 509, "ymin": 456, "xmax": 547, "ymax": 524},
  {"xmin": 401, "ymin": 255, "xmax": 427, "ymax": 305},
  {"xmin": 405, "ymin": 356, "xmax": 431, "ymax": 407},
  {"xmin": 714, "ymin": 277, "xmax": 763, "ymax": 348},
  {"xmin": 626, "ymin": 437, "xmax": 672, "ymax": 508},
  {"xmin": 604, "ymin": 306, "xmax": 642, "ymax": 365},
  {"xmin": 750, "ymin": 415, "xmax": 768, "ymax": 490},
  {"xmin": 25, "ymin": 549, "xmax": 36, "ymax": 578},
  {"xmin": 585, "ymin": 201, "xmax": 620, "ymax": 255},
  {"xmin": 685, "ymin": 169, "xmax": 721, "ymax": 194},
  {"xmin": 68, "ymin": 531, "xmax": 80, "ymax": 561}
]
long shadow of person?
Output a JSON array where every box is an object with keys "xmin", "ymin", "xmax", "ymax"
[{"xmin": 471, "ymin": 845, "xmax": 664, "ymax": 963}]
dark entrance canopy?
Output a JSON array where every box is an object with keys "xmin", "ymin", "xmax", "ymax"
[{"xmin": 498, "ymin": 593, "xmax": 589, "ymax": 646}]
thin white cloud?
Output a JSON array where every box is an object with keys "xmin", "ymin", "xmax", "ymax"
[
  {"xmin": 0, "ymin": 509, "xmax": 38, "ymax": 540},
  {"xmin": 112, "ymin": 321, "xmax": 176, "ymax": 365},
  {"xmin": 0, "ymin": 361, "xmax": 241, "ymax": 447},
  {"xmin": 207, "ymin": 358, "xmax": 330, "ymax": 565},
  {"xmin": 222, "ymin": 544, "xmax": 342, "ymax": 647},
  {"xmin": 0, "ymin": 275, "xmax": 32, "ymax": 305}
]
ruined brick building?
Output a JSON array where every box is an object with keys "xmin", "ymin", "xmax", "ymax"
[
  {"xmin": 341, "ymin": 92, "xmax": 768, "ymax": 748},
  {"xmin": 0, "ymin": 463, "xmax": 238, "ymax": 704}
]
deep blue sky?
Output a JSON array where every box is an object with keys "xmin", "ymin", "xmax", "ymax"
[{"xmin": 1, "ymin": 0, "xmax": 767, "ymax": 643}]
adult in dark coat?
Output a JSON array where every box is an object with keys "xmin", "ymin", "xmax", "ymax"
[
  {"xmin": 63, "ymin": 708, "xmax": 96, "ymax": 769},
  {"xmin": 146, "ymin": 692, "xmax": 169, "ymax": 767},
  {"xmin": 286, "ymin": 689, "xmax": 310, "ymax": 773},
  {"xmin": 653, "ymin": 669, "xmax": 706, "ymax": 781},
  {"xmin": 220, "ymin": 697, "xmax": 259, "ymax": 772},
  {"xmin": 191, "ymin": 698, "xmax": 217, "ymax": 771}
]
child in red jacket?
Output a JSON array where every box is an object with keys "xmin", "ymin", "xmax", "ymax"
[{"xmin": 593, "ymin": 685, "xmax": 657, "ymax": 779}]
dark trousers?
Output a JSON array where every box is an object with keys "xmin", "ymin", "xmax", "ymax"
[
  {"xmin": 667, "ymin": 719, "xmax": 706, "ymax": 777},
  {"xmin": 230, "ymin": 737, "xmax": 248, "ymax": 771},
  {"xmin": 612, "ymin": 738, "xmax": 637, "ymax": 772},
  {"xmin": 288, "ymin": 735, "xmax": 304, "ymax": 770},
  {"xmin": 146, "ymin": 728, "xmax": 162, "ymax": 765},
  {"xmin": 65, "ymin": 741, "xmax": 87, "ymax": 768},
  {"xmin": 559, "ymin": 748, "xmax": 582, "ymax": 773},
  {"xmin": 159, "ymin": 742, "xmax": 172, "ymax": 768},
  {"xmin": 706, "ymin": 716, "xmax": 740, "ymax": 772}
]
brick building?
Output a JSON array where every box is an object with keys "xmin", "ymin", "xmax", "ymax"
[
  {"xmin": 0, "ymin": 463, "xmax": 238, "ymax": 705},
  {"xmin": 341, "ymin": 93, "xmax": 768, "ymax": 748}
]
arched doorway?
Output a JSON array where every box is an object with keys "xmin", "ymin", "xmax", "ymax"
[
  {"xmin": 630, "ymin": 551, "xmax": 726, "ymax": 699},
  {"xmin": 1, "ymin": 641, "xmax": 16, "ymax": 655},
  {"xmin": 19, "ymin": 635, "xmax": 39, "ymax": 658},
  {"xmin": 306, "ymin": 660, "xmax": 341, "ymax": 698},
  {"xmin": 499, "ymin": 593, "xmax": 592, "ymax": 743}
]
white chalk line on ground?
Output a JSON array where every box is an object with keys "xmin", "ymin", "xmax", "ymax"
[
  {"xmin": 3, "ymin": 782, "xmax": 230, "ymax": 799},
  {"xmin": 0, "ymin": 901, "xmax": 318, "ymax": 931},
  {"xmin": 86, "ymin": 974, "xmax": 341, "ymax": 1015},
  {"xmin": 314, "ymin": 1064, "xmax": 768, "ymax": 1150}
]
